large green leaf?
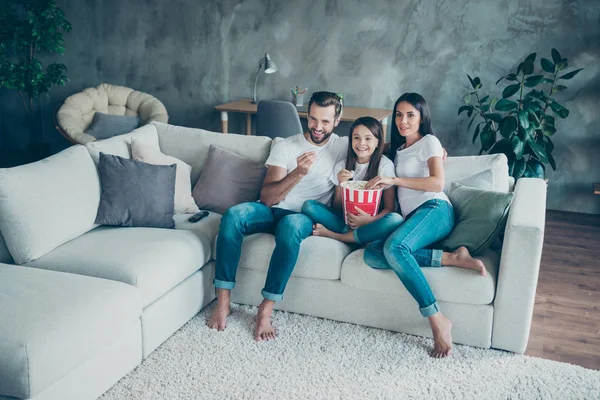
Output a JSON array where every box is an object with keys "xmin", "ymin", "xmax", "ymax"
[
  {"xmin": 548, "ymin": 152, "xmax": 556, "ymax": 171},
  {"xmin": 524, "ymin": 159, "xmax": 545, "ymax": 178},
  {"xmin": 512, "ymin": 158, "xmax": 526, "ymax": 179},
  {"xmin": 556, "ymin": 60, "xmax": 568, "ymax": 71},
  {"xmin": 524, "ymin": 53, "xmax": 537, "ymax": 63},
  {"xmin": 485, "ymin": 113, "xmax": 503, "ymax": 123},
  {"xmin": 524, "ymin": 75, "xmax": 544, "ymax": 87},
  {"xmin": 541, "ymin": 58, "xmax": 554, "ymax": 73},
  {"xmin": 558, "ymin": 68, "xmax": 583, "ymax": 80},
  {"xmin": 495, "ymin": 73, "xmax": 518, "ymax": 85},
  {"xmin": 472, "ymin": 124, "xmax": 481, "ymax": 144},
  {"xmin": 552, "ymin": 84, "xmax": 568, "ymax": 93},
  {"xmin": 502, "ymin": 83, "xmax": 521, "ymax": 98},
  {"xmin": 527, "ymin": 139, "xmax": 548, "ymax": 163},
  {"xmin": 467, "ymin": 115, "xmax": 477, "ymax": 131},
  {"xmin": 549, "ymin": 101, "xmax": 569, "ymax": 118},
  {"xmin": 542, "ymin": 125, "xmax": 556, "ymax": 136},
  {"xmin": 458, "ymin": 105, "xmax": 471, "ymax": 115},
  {"xmin": 499, "ymin": 116, "xmax": 518, "ymax": 138},
  {"xmin": 495, "ymin": 98, "xmax": 518, "ymax": 111},
  {"xmin": 544, "ymin": 134, "xmax": 554, "ymax": 152},
  {"xmin": 467, "ymin": 74, "xmax": 481, "ymax": 89},
  {"xmin": 480, "ymin": 126, "xmax": 496, "ymax": 151},
  {"xmin": 511, "ymin": 135, "xmax": 525, "ymax": 159},
  {"xmin": 522, "ymin": 60, "xmax": 534, "ymax": 75},
  {"xmin": 518, "ymin": 125, "xmax": 532, "ymax": 141},
  {"xmin": 518, "ymin": 110, "xmax": 530, "ymax": 129},
  {"xmin": 463, "ymin": 92, "xmax": 471, "ymax": 105},
  {"xmin": 551, "ymin": 48, "xmax": 562, "ymax": 64}
]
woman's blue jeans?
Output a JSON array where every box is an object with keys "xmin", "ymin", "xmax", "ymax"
[
  {"xmin": 364, "ymin": 199, "xmax": 455, "ymax": 317},
  {"xmin": 301, "ymin": 199, "xmax": 443, "ymax": 267},
  {"xmin": 214, "ymin": 202, "xmax": 313, "ymax": 302}
]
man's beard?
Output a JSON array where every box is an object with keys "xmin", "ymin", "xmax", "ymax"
[{"xmin": 309, "ymin": 129, "xmax": 333, "ymax": 144}]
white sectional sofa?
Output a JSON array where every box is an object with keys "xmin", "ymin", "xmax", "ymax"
[{"xmin": 0, "ymin": 121, "xmax": 547, "ymax": 400}]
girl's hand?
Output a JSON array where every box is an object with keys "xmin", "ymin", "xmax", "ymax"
[
  {"xmin": 337, "ymin": 169, "xmax": 354, "ymax": 184},
  {"xmin": 346, "ymin": 207, "xmax": 374, "ymax": 229},
  {"xmin": 365, "ymin": 176, "xmax": 396, "ymax": 190}
]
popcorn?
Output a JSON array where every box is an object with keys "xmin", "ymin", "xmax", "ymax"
[{"xmin": 340, "ymin": 180, "xmax": 383, "ymax": 224}]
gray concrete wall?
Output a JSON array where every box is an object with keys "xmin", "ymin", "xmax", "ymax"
[{"xmin": 1, "ymin": 0, "xmax": 598, "ymax": 213}]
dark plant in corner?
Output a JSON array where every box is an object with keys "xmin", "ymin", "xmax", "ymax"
[
  {"xmin": 0, "ymin": 0, "xmax": 71, "ymax": 160},
  {"xmin": 459, "ymin": 49, "xmax": 583, "ymax": 179}
]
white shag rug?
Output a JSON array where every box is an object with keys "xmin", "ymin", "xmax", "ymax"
[{"xmin": 101, "ymin": 302, "xmax": 600, "ymax": 400}]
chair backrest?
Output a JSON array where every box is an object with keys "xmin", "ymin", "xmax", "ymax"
[{"xmin": 256, "ymin": 100, "xmax": 303, "ymax": 139}]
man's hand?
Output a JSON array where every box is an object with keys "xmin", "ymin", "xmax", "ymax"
[
  {"xmin": 442, "ymin": 147, "xmax": 448, "ymax": 161},
  {"xmin": 337, "ymin": 168, "xmax": 354, "ymax": 184},
  {"xmin": 296, "ymin": 151, "xmax": 317, "ymax": 176},
  {"xmin": 346, "ymin": 207, "xmax": 374, "ymax": 229},
  {"xmin": 364, "ymin": 176, "xmax": 396, "ymax": 190}
]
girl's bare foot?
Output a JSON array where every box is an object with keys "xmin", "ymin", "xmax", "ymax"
[
  {"xmin": 312, "ymin": 223, "xmax": 336, "ymax": 239},
  {"xmin": 444, "ymin": 246, "xmax": 486, "ymax": 276},
  {"xmin": 429, "ymin": 312, "xmax": 453, "ymax": 358},
  {"xmin": 255, "ymin": 300, "xmax": 276, "ymax": 341},
  {"xmin": 207, "ymin": 289, "xmax": 231, "ymax": 331}
]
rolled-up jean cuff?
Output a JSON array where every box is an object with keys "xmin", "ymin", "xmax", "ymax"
[
  {"xmin": 213, "ymin": 278, "xmax": 235, "ymax": 290},
  {"xmin": 431, "ymin": 249, "xmax": 443, "ymax": 267},
  {"xmin": 420, "ymin": 302, "xmax": 440, "ymax": 317},
  {"xmin": 261, "ymin": 289, "xmax": 283, "ymax": 302}
]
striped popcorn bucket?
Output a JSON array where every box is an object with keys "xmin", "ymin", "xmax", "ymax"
[{"xmin": 340, "ymin": 181, "xmax": 383, "ymax": 225}]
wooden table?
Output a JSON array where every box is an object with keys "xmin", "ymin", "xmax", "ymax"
[{"xmin": 215, "ymin": 98, "xmax": 393, "ymax": 136}]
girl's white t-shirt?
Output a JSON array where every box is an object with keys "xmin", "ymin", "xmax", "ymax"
[
  {"xmin": 330, "ymin": 155, "xmax": 395, "ymax": 185},
  {"xmin": 394, "ymin": 135, "xmax": 451, "ymax": 218}
]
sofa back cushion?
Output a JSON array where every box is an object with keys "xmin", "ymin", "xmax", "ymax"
[
  {"xmin": 152, "ymin": 122, "xmax": 272, "ymax": 184},
  {"xmin": 444, "ymin": 154, "xmax": 509, "ymax": 193},
  {"xmin": 0, "ymin": 146, "xmax": 101, "ymax": 264},
  {"xmin": 86, "ymin": 123, "xmax": 159, "ymax": 164},
  {"xmin": 0, "ymin": 233, "xmax": 13, "ymax": 264}
]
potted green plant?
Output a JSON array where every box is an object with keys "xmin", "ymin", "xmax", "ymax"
[
  {"xmin": 0, "ymin": 0, "xmax": 71, "ymax": 161},
  {"xmin": 458, "ymin": 49, "xmax": 582, "ymax": 179}
]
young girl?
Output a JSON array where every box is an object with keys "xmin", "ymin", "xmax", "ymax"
[
  {"xmin": 365, "ymin": 92, "xmax": 461, "ymax": 358},
  {"xmin": 301, "ymin": 117, "xmax": 402, "ymax": 245}
]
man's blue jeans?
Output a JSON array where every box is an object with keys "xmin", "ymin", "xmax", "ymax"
[
  {"xmin": 214, "ymin": 202, "xmax": 313, "ymax": 301},
  {"xmin": 364, "ymin": 199, "xmax": 455, "ymax": 317},
  {"xmin": 301, "ymin": 199, "xmax": 443, "ymax": 267}
]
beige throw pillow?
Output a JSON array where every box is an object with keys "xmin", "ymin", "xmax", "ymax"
[{"xmin": 131, "ymin": 138, "xmax": 199, "ymax": 214}]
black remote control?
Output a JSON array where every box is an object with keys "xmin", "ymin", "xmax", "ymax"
[{"xmin": 188, "ymin": 210, "xmax": 209, "ymax": 223}]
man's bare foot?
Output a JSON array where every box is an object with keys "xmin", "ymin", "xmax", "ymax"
[
  {"xmin": 444, "ymin": 246, "xmax": 486, "ymax": 276},
  {"xmin": 255, "ymin": 300, "xmax": 276, "ymax": 341},
  {"xmin": 429, "ymin": 312, "xmax": 453, "ymax": 358},
  {"xmin": 207, "ymin": 289, "xmax": 231, "ymax": 331}
]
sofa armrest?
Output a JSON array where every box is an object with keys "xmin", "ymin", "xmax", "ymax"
[{"xmin": 491, "ymin": 178, "xmax": 547, "ymax": 353}]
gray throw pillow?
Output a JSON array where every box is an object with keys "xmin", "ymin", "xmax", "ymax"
[
  {"xmin": 439, "ymin": 182, "xmax": 514, "ymax": 255},
  {"xmin": 95, "ymin": 152, "xmax": 176, "ymax": 228},
  {"xmin": 192, "ymin": 145, "xmax": 267, "ymax": 214},
  {"xmin": 452, "ymin": 169, "xmax": 494, "ymax": 192},
  {"xmin": 86, "ymin": 112, "xmax": 140, "ymax": 140}
]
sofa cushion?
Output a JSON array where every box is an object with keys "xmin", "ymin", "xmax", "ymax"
[
  {"xmin": 341, "ymin": 248, "xmax": 499, "ymax": 305},
  {"xmin": 26, "ymin": 226, "xmax": 211, "ymax": 307},
  {"xmin": 192, "ymin": 145, "xmax": 267, "ymax": 214},
  {"xmin": 0, "ymin": 145, "xmax": 101, "ymax": 264},
  {"xmin": 0, "ymin": 232, "xmax": 13, "ymax": 264},
  {"xmin": 152, "ymin": 121, "xmax": 272, "ymax": 184},
  {"xmin": 445, "ymin": 154, "xmax": 509, "ymax": 193},
  {"xmin": 95, "ymin": 153, "xmax": 176, "ymax": 228},
  {"xmin": 86, "ymin": 123, "xmax": 160, "ymax": 164},
  {"xmin": 213, "ymin": 234, "xmax": 353, "ymax": 280},
  {"xmin": 85, "ymin": 112, "xmax": 140, "ymax": 140},
  {"xmin": 132, "ymin": 138, "xmax": 199, "ymax": 214},
  {"xmin": 173, "ymin": 213, "xmax": 222, "ymax": 259},
  {"xmin": 0, "ymin": 264, "xmax": 141, "ymax": 399}
]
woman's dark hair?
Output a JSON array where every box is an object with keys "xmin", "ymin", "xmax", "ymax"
[
  {"xmin": 388, "ymin": 92, "xmax": 435, "ymax": 159},
  {"xmin": 345, "ymin": 116, "xmax": 384, "ymax": 181}
]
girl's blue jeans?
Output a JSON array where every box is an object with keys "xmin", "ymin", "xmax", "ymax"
[
  {"xmin": 301, "ymin": 199, "xmax": 443, "ymax": 268},
  {"xmin": 364, "ymin": 199, "xmax": 455, "ymax": 317},
  {"xmin": 214, "ymin": 202, "xmax": 313, "ymax": 302}
]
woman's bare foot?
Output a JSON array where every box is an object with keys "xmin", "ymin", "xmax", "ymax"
[
  {"xmin": 207, "ymin": 289, "xmax": 231, "ymax": 331},
  {"xmin": 443, "ymin": 246, "xmax": 486, "ymax": 276},
  {"xmin": 255, "ymin": 300, "xmax": 276, "ymax": 341},
  {"xmin": 429, "ymin": 312, "xmax": 453, "ymax": 358}
]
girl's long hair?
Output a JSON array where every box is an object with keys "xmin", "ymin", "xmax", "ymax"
[
  {"xmin": 389, "ymin": 92, "xmax": 435, "ymax": 159},
  {"xmin": 345, "ymin": 116, "xmax": 384, "ymax": 181}
]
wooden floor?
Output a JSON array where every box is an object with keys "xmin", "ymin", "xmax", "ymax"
[{"xmin": 525, "ymin": 210, "xmax": 600, "ymax": 370}]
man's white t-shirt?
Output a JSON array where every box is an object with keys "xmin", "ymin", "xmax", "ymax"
[
  {"xmin": 394, "ymin": 135, "xmax": 451, "ymax": 218},
  {"xmin": 265, "ymin": 133, "xmax": 348, "ymax": 212},
  {"xmin": 329, "ymin": 155, "xmax": 395, "ymax": 185}
]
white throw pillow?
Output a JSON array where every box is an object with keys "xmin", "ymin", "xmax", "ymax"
[
  {"xmin": 131, "ymin": 138, "xmax": 199, "ymax": 214},
  {"xmin": 86, "ymin": 123, "xmax": 160, "ymax": 165}
]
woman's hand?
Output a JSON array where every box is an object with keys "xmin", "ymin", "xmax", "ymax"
[
  {"xmin": 364, "ymin": 176, "xmax": 396, "ymax": 190},
  {"xmin": 337, "ymin": 169, "xmax": 354, "ymax": 184},
  {"xmin": 346, "ymin": 207, "xmax": 374, "ymax": 229}
]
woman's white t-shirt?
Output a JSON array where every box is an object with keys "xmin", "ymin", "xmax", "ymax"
[
  {"xmin": 330, "ymin": 155, "xmax": 395, "ymax": 185},
  {"xmin": 394, "ymin": 135, "xmax": 451, "ymax": 218}
]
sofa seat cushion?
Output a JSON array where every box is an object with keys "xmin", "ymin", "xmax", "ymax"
[
  {"xmin": 341, "ymin": 248, "xmax": 499, "ymax": 305},
  {"xmin": 173, "ymin": 212, "xmax": 222, "ymax": 259},
  {"xmin": 0, "ymin": 264, "xmax": 141, "ymax": 399},
  {"xmin": 25, "ymin": 226, "xmax": 211, "ymax": 307},
  {"xmin": 214, "ymin": 234, "xmax": 353, "ymax": 280}
]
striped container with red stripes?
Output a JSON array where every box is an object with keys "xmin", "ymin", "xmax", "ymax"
[{"xmin": 340, "ymin": 181, "xmax": 383, "ymax": 224}]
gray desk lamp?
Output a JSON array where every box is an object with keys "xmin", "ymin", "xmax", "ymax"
[{"xmin": 252, "ymin": 53, "xmax": 277, "ymax": 104}]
